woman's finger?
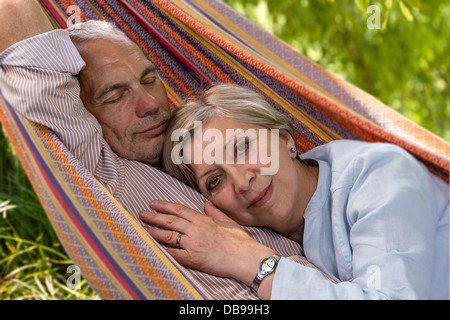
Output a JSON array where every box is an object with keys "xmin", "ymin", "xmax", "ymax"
[
  {"xmin": 144, "ymin": 226, "xmax": 185, "ymax": 248},
  {"xmin": 145, "ymin": 228, "xmax": 195, "ymax": 268},
  {"xmin": 164, "ymin": 246, "xmax": 195, "ymax": 268},
  {"xmin": 139, "ymin": 210, "xmax": 188, "ymax": 234},
  {"xmin": 149, "ymin": 200, "xmax": 201, "ymax": 222},
  {"xmin": 204, "ymin": 201, "xmax": 235, "ymax": 223}
]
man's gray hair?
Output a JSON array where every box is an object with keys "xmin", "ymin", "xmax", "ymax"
[{"xmin": 67, "ymin": 20, "xmax": 126, "ymax": 43}]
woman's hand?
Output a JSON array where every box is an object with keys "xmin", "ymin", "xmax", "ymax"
[{"xmin": 139, "ymin": 200, "xmax": 275, "ymax": 287}]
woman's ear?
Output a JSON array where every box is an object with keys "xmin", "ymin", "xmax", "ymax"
[{"xmin": 279, "ymin": 130, "xmax": 297, "ymax": 158}]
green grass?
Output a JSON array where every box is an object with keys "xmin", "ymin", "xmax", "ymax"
[
  {"xmin": 1, "ymin": 0, "xmax": 448, "ymax": 300},
  {"xmin": 0, "ymin": 126, "xmax": 99, "ymax": 300}
]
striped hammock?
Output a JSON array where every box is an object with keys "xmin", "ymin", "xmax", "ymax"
[{"xmin": 0, "ymin": 0, "xmax": 448, "ymax": 299}]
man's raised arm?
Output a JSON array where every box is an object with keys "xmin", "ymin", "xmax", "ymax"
[
  {"xmin": 0, "ymin": 0, "xmax": 53, "ymax": 52},
  {"xmin": 0, "ymin": 1, "xmax": 120, "ymax": 192}
]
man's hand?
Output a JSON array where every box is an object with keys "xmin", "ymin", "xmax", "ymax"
[{"xmin": 0, "ymin": 0, "xmax": 53, "ymax": 52}]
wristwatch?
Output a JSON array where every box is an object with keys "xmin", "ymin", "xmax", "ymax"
[{"xmin": 251, "ymin": 254, "xmax": 281, "ymax": 292}]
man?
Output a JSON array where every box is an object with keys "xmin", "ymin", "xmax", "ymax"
[
  {"xmin": 0, "ymin": 2, "xmax": 171, "ymax": 170},
  {"xmin": 0, "ymin": 0, "xmax": 317, "ymax": 299},
  {"xmin": 68, "ymin": 20, "xmax": 171, "ymax": 166}
]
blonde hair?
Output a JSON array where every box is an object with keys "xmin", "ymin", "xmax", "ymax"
[{"xmin": 162, "ymin": 83, "xmax": 297, "ymax": 189}]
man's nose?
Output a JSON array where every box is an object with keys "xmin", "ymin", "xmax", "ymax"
[{"xmin": 135, "ymin": 87, "xmax": 159, "ymax": 117}]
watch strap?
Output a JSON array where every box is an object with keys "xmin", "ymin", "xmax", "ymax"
[
  {"xmin": 251, "ymin": 254, "xmax": 281, "ymax": 292},
  {"xmin": 250, "ymin": 277, "xmax": 262, "ymax": 292}
]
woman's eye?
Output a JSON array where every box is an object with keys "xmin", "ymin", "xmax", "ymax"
[
  {"xmin": 207, "ymin": 176, "xmax": 221, "ymax": 190},
  {"xmin": 236, "ymin": 141, "xmax": 249, "ymax": 154}
]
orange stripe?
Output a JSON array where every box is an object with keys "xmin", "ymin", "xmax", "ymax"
[
  {"xmin": 0, "ymin": 101, "xmax": 114, "ymax": 299},
  {"xmin": 128, "ymin": 0, "xmax": 234, "ymax": 84},
  {"xmin": 153, "ymin": 0, "xmax": 449, "ymax": 174},
  {"xmin": 38, "ymin": 123, "xmax": 183, "ymax": 300},
  {"xmin": 92, "ymin": 0, "xmax": 195, "ymax": 99}
]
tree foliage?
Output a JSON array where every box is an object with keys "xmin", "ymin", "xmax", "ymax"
[{"xmin": 223, "ymin": 0, "xmax": 449, "ymax": 141}]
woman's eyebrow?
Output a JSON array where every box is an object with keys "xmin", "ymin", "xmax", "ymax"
[
  {"xmin": 197, "ymin": 168, "xmax": 215, "ymax": 183},
  {"xmin": 196, "ymin": 139, "xmax": 234, "ymax": 183}
]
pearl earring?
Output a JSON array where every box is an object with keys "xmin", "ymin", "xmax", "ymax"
[{"xmin": 290, "ymin": 147, "xmax": 296, "ymax": 153}]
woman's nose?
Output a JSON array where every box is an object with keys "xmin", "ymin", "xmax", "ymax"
[{"xmin": 229, "ymin": 166, "xmax": 255, "ymax": 194}]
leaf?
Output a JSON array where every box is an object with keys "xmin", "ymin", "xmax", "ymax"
[
  {"xmin": 381, "ymin": 11, "xmax": 389, "ymax": 29},
  {"xmin": 399, "ymin": 1, "xmax": 414, "ymax": 21},
  {"xmin": 354, "ymin": 0, "xmax": 368, "ymax": 12},
  {"xmin": 385, "ymin": 0, "xmax": 393, "ymax": 9},
  {"xmin": 405, "ymin": 0, "xmax": 421, "ymax": 9},
  {"xmin": 0, "ymin": 200, "xmax": 16, "ymax": 219}
]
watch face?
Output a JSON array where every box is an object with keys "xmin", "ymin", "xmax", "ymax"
[
  {"xmin": 261, "ymin": 258, "xmax": 275, "ymax": 272},
  {"xmin": 257, "ymin": 255, "xmax": 280, "ymax": 280}
]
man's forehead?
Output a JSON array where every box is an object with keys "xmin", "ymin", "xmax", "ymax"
[
  {"xmin": 77, "ymin": 36, "xmax": 147, "ymax": 68},
  {"xmin": 76, "ymin": 38, "xmax": 155, "ymax": 93}
]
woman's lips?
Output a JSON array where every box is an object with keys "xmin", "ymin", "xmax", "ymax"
[{"xmin": 250, "ymin": 182, "xmax": 273, "ymax": 208}]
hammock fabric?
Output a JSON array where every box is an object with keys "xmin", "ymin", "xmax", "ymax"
[{"xmin": 0, "ymin": 0, "xmax": 448, "ymax": 299}]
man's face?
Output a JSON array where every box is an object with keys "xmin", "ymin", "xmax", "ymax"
[{"xmin": 75, "ymin": 34, "xmax": 170, "ymax": 165}]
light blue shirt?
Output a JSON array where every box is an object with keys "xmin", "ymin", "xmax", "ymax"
[{"xmin": 271, "ymin": 140, "xmax": 449, "ymax": 299}]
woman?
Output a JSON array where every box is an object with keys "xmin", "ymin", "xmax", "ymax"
[{"xmin": 140, "ymin": 84, "xmax": 449, "ymax": 299}]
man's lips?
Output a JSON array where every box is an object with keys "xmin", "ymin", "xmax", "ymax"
[
  {"xmin": 249, "ymin": 182, "xmax": 273, "ymax": 208},
  {"xmin": 137, "ymin": 120, "xmax": 167, "ymax": 136}
]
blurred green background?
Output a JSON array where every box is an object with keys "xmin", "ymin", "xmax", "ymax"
[
  {"xmin": 224, "ymin": 0, "xmax": 449, "ymax": 141},
  {"xmin": 0, "ymin": 0, "xmax": 448, "ymax": 299}
]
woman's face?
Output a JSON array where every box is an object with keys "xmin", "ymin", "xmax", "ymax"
[{"xmin": 186, "ymin": 117, "xmax": 309, "ymax": 238}]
